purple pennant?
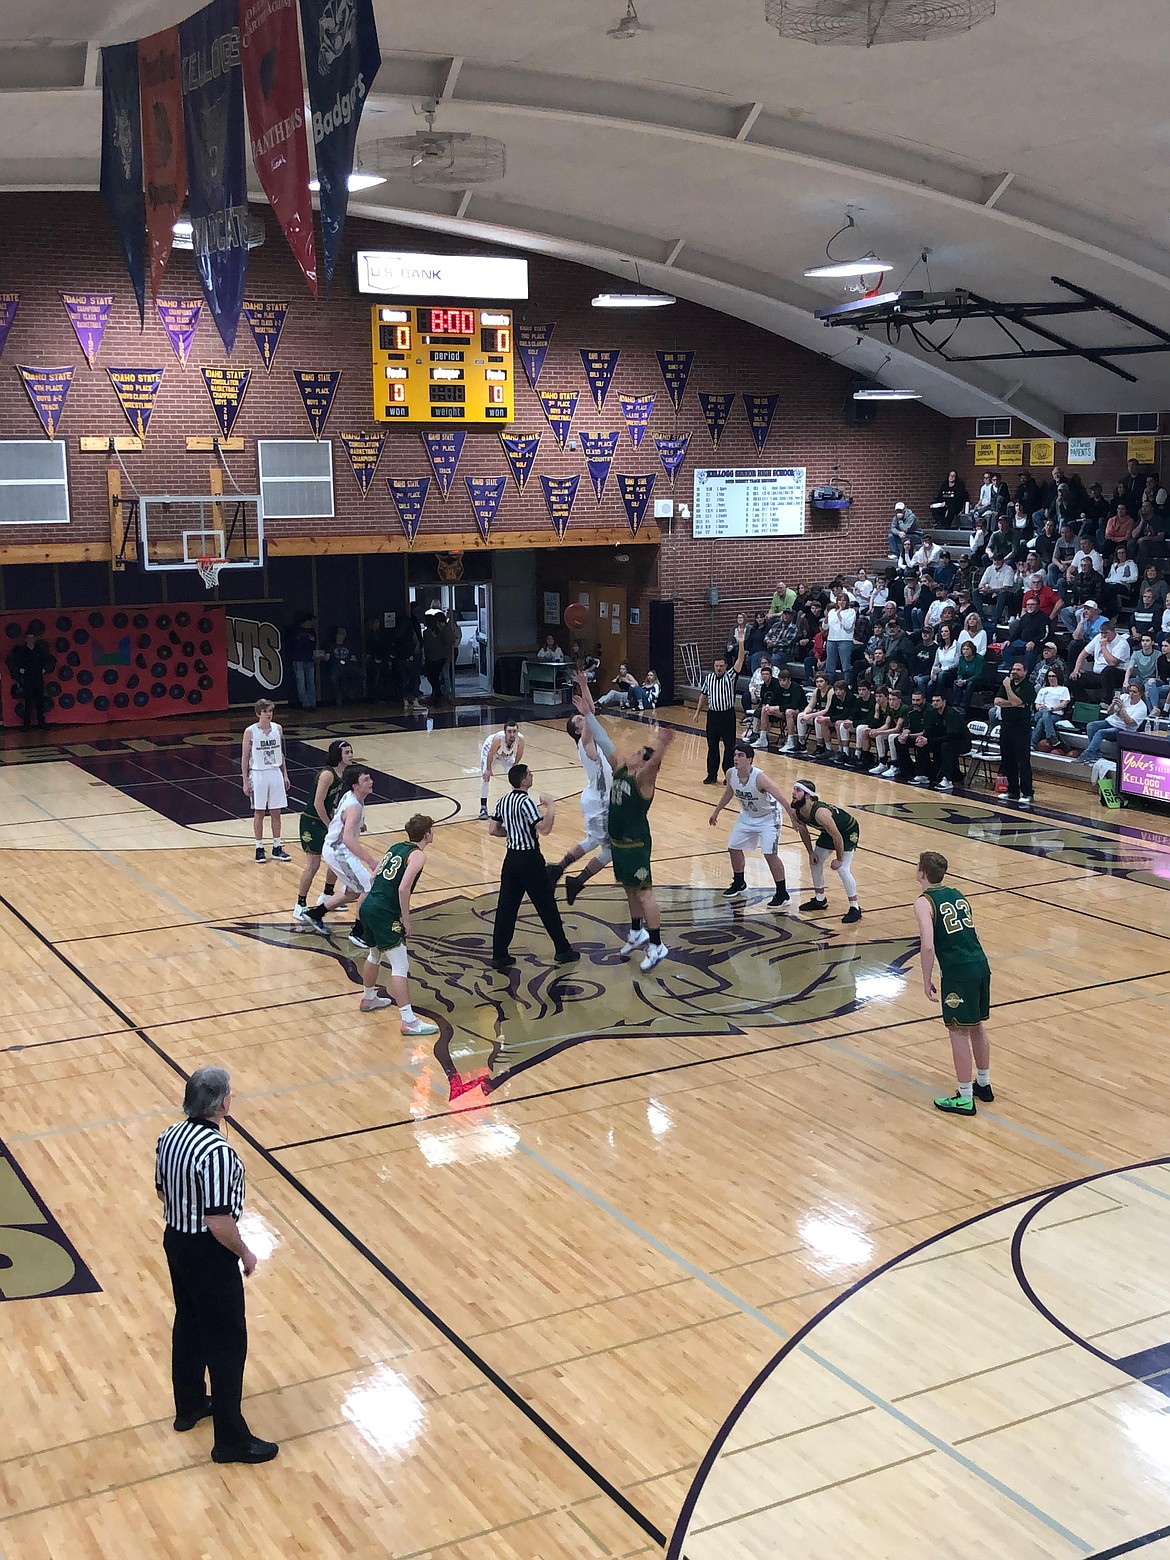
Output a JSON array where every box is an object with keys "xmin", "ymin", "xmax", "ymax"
[
  {"xmin": 17, "ymin": 365, "xmax": 75, "ymax": 439},
  {"xmin": 421, "ymin": 429, "xmax": 467, "ymax": 499},
  {"xmin": 538, "ymin": 391, "xmax": 577, "ymax": 450},
  {"xmin": 500, "ymin": 432, "xmax": 540, "ymax": 494},
  {"xmin": 580, "ymin": 431, "xmax": 619, "ymax": 502},
  {"xmin": 293, "ymin": 369, "xmax": 341, "ymax": 438},
  {"xmin": 619, "ymin": 393, "xmax": 654, "ymax": 447},
  {"xmin": 107, "ymin": 367, "xmax": 165, "ymax": 440},
  {"xmin": 339, "ymin": 432, "xmax": 386, "ymax": 496},
  {"xmin": 156, "ymin": 298, "xmax": 202, "ymax": 366},
  {"xmin": 243, "ymin": 301, "xmax": 290, "ymax": 371},
  {"xmin": 540, "ymin": 474, "xmax": 580, "ymax": 540},
  {"xmin": 0, "ymin": 294, "xmax": 19, "ymax": 359},
  {"xmin": 515, "ymin": 323, "xmax": 554, "ymax": 388},
  {"xmin": 655, "ymin": 433, "xmax": 690, "ymax": 485},
  {"xmin": 698, "ymin": 392, "xmax": 734, "ymax": 449},
  {"xmin": 466, "ymin": 475, "xmax": 507, "ymax": 542},
  {"xmin": 580, "ymin": 348, "xmax": 620, "ymax": 412},
  {"xmin": 617, "ymin": 473, "xmax": 656, "ymax": 536},
  {"xmin": 388, "ymin": 476, "xmax": 429, "ymax": 542},
  {"xmin": 743, "ymin": 393, "xmax": 779, "ymax": 455},
  {"xmin": 61, "ymin": 293, "xmax": 115, "ymax": 369},
  {"xmin": 201, "ymin": 366, "xmax": 251, "ymax": 437},
  {"xmin": 656, "ymin": 350, "xmax": 694, "ymax": 412}
]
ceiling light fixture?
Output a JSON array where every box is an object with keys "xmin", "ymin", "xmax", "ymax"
[
  {"xmin": 852, "ymin": 386, "xmax": 922, "ymax": 400},
  {"xmin": 309, "ymin": 170, "xmax": 386, "ymax": 192},
  {"xmin": 766, "ymin": 0, "xmax": 996, "ymax": 48},
  {"xmin": 804, "ymin": 212, "xmax": 891, "ymax": 279},
  {"xmin": 592, "ymin": 291, "xmax": 676, "ymax": 308}
]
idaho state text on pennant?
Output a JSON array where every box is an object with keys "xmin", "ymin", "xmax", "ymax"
[
  {"xmin": 515, "ymin": 323, "xmax": 554, "ymax": 388},
  {"xmin": 619, "ymin": 394, "xmax": 654, "ymax": 447},
  {"xmin": 339, "ymin": 432, "xmax": 385, "ymax": 496},
  {"xmin": 388, "ymin": 476, "xmax": 430, "ymax": 542},
  {"xmin": 500, "ymin": 432, "xmax": 540, "ymax": 494},
  {"xmin": 156, "ymin": 298, "xmax": 202, "ymax": 366},
  {"xmin": 655, "ymin": 433, "xmax": 690, "ymax": 485},
  {"xmin": 421, "ymin": 429, "xmax": 467, "ymax": 499},
  {"xmin": 107, "ymin": 367, "xmax": 165, "ymax": 440},
  {"xmin": 580, "ymin": 349, "xmax": 620, "ymax": 412},
  {"xmin": 201, "ymin": 366, "xmax": 251, "ymax": 438},
  {"xmin": 617, "ymin": 473, "xmax": 656, "ymax": 536},
  {"xmin": 293, "ymin": 369, "xmax": 341, "ymax": 438},
  {"xmin": 465, "ymin": 475, "xmax": 507, "ymax": 542},
  {"xmin": 0, "ymin": 295, "xmax": 19, "ymax": 360},
  {"xmin": 698, "ymin": 392, "xmax": 734, "ymax": 449},
  {"xmin": 17, "ymin": 366, "xmax": 75, "ymax": 439},
  {"xmin": 61, "ymin": 293, "xmax": 115, "ymax": 370},
  {"xmin": 580, "ymin": 430, "xmax": 620, "ymax": 502},
  {"xmin": 656, "ymin": 351, "xmax": 694, "ymax": 412},
  {"xmin": 243, "ymin": 302, "xmax": 289, "ymax": 372},
  {"xmin": 742, "ymin": 393, "xmax": 779, "ymax": 455},
  {"xmin": 540, "ymin": 474, "xmax": 580, "ymax": 540},
  {"xmin": 538, "ymin": 391, "xmax": 578, "ymax": 450}
]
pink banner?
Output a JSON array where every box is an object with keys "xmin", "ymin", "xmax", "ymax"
[{"xmin": 138, "ymin": 26, "xmax": 187, "ymax": 299}]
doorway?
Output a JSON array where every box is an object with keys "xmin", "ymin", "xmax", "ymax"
[{"xmin": 409, "ymin": 581, "xmax": 493, "ymax": 697}]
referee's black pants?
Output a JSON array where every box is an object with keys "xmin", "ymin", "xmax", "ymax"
[
  {"xmin": 705, "ymin": 709, "xmax": 736, "ymax": 781},
  {"xmin": 164, "ymin": 1226, "xmax": 252, "ymax": 1453},
  {"xmin": 493, "ymin": 848, "xmax": 574, "ymax": 963}
]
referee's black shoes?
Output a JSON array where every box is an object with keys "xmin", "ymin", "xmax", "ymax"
[
  {"xmin": 173, "ymin": 1397, "xmax": 213, "ymax": 1433},
  {"xmin": 212, "ymin": 1436, "xmax": 280, "ymax": 1464}
]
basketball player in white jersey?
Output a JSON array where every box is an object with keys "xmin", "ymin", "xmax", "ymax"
[
  {"xmin": 478, "ymin": 721, "xmax": 524, "ymax": 819},
  {"xmin": 241, "ymin": 698, "xmax": 291, "ymax": 864},
  {"xmin": 708, "ymin": 741, "xmax": 814, "ymax": 906},
  {"xmin": 304, "ymin": 764, "xmax": 379, "ymax": 943},
  {"xmin": 548, "ymin": 673, "xmax": 614, "ymax": 905}
]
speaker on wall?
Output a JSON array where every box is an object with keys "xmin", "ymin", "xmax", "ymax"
[
  {"xmin": 845, "ymin": 399, "xmax": 876, "ymax": 425},
  {"xmin": 649, "ymin": 599, "xmax": 675, "ymax": 708}
]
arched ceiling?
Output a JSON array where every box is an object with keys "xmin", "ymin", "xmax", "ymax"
[{"xmin": 3, "ymin": 0, "xmax": 1169, "ymax": 433}]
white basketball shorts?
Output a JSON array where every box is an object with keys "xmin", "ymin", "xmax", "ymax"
[
  {"xmin": 323, "ymin": 843, "xmax": 372, "ymax": 895},
  {"xmin": 250, "ymin": 769, "xmax": 287, "ymax": 810},
  {"xmin": 728, "ymin": 812, "xmax": 780, "ymax": 855}
]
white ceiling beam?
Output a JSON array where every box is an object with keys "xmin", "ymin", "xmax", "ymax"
[
  {"xmin": 734, "ymin": 102, "xmax": 763, "ymax": 142},
  {"xmin": 981, "ymin": 172, "xmax": 1014, "ymax": 208},
  {"xmin": 439, "ymin": 56, "xmax": 463, "ymax": 102},
  {"xmin": 83, "ymin": 41, "xmax": 99, "ymax": 88},
  {"xmin": 663, "ymin": 238, "xmax": 686, "ymax": 267}
]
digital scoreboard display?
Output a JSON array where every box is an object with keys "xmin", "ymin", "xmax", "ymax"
[
  {"xmin": 1117, "ymin": 732, "xmax": 1170, "ymax": 807},
  {"xmin": 370, "ymin": 305, "xmax": 514, "ymax": 424}
]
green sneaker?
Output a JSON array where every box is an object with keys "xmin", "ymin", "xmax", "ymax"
[{"xmin": 934, "ymin": 1091, "xmax": 976, "ymax": 1116}]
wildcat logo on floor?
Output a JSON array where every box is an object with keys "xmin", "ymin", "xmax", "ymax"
[{"xmin": 223, "ymin": 886, "xmax": 917, "ymax": 1099}]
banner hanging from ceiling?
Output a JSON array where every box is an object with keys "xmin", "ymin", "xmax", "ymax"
[
  {"xmin": 99, "ymin": 41, "xmax": 146, "ymax": 325},
  {"xmin": 138, "ymin": 26, "xmax": 187, "ymax": 299}
]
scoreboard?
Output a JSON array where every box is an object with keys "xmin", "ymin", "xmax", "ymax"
[{"xmin": 370, "ymin": 305, "xmax": 514, "ymax": 424}]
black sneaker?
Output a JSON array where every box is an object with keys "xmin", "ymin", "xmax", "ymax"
[
  {"xmin": 702, "ymin": 776, "xmax": 720, "ymax": 785},
  {"xmin": 799, "ymin": 896, "xmax": 829, "ymax": 913},
  {"xmin": 174, "ymin": 1396, "xmax": 213, "ymax": 1433},
  {"xmin": 254, "ymin": 846, "xmax": 266, "ymax": 864},
  {"xmin": 271, "ymin": 845, "xmax": 291, "ymax": 862},
  {"xmin": 768, "ymin": 886, "xmax": 790, "ymax": 908},
  {"xmin": 841, "ymin": 905, "xmax": 863, "ymax": 924},
  {"xmin": 973, "ymin": 1081, "xmax": 995, "ymax": 1103},
  {"xmin": 478, "ymin": 805, "xmax": 488, "ymax": 820},
  {"xmin": 565, "ymin": 873, "xmax": 586, "ymax": 906},
  {"xmin": 722, "ymin": 881, "xmax": 747, "ymax": 900},
  {"xmin": 554, "ymin": 949, "xmax": 580, "ymax": 965},
  {"xmin": 212, "ymin": 1437, "xmax": 279, "ymax": 1465}
]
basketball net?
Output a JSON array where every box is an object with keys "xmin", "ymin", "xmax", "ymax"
[{"xmin": 196, "ymin": 557, "xmax": 225, "ymax": 591}]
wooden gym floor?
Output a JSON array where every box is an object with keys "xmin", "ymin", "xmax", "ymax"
[{"xmin": 2, "ymin": 703, "xmax": 1170, "ymax": 1559}]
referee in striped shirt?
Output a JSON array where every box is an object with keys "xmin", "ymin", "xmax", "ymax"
[
  {"xmin": 488, "ymin": 763, "xmax": 578, "ymax": 972},
  {"xmin": 155, "ymin": 1066, "xmax": 278, "ymax": 1464},
  {"xmin": 697, "ymin": 627, "xmax": 746, "ymax": 783}
]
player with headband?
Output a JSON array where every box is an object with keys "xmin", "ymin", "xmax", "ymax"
[{"xmin": 788, "ymin": 779, "xmax": 863, "ymax": 924}]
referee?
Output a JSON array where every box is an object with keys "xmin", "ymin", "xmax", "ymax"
[
  {"xmin": 488, "ymin": 763, "xmax": 578, "ymax": 972},
  {"xmin": 697, "ymin": 627, "xmax": 746, "ymax": 783},
  {"xmin": 155, "ymin": 1066, "xmax": 278, "ymax": 1464}
]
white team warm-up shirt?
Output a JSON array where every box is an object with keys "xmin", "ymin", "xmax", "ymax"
[
  {"xmin": 481, "ymin": 730, "xmax": 520, "ymax": 773},
  {"xmin": 324, "ymin": 790, "xmax": 365, "ymax": 852},
  {"xmin": 246, "ymin": 721, "xmax": 283, "ymax": 770}
]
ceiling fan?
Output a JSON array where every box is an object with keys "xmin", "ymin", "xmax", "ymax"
[{"xmin": 607, "ymin": 2, "xmax": 654, "ymax": 39}]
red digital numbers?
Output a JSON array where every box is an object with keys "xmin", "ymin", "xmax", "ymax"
[
  {"xmin": 425, "ymin": 308, "xmax": 475, "ymax": 335},
  {"xmin": 495, "ymin": 327, "xmax": 510, "ymax": 351},
  {"xmin": 388, "ymin": 382, "xmax": 406, "ymax": 403},
  {"xmin": 487, "ymin": 384, "xmax": 504, "ymax": 404},
  {"xmin": 394, "ymin": 324, "xmax": 411, "ymax": 350}
]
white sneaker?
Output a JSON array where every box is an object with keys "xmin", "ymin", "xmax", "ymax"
[
  {"xmin": 292, "ymin": 903, "xmax": 309, "ymax": 921},
  {"xmin": 1018, "ymin": 794, "xmax": 1032, "ymax": 807},
  {"xmin": 910, "ymin": 775, "xmax": 930, "ymax": 787},
  {"xmin": 881, "ymin": 765, "xmax": 899, "ymax": 778},
  {"xmin": 401, "ymin": 1018, "xmax": 440, "ymax": 1036},
  {"xmin": 315, "ymin": 892, "xmax": 330, "ymax": 907},
  {"xmin": 359, "ymin": 995, "xmax": 394, "ymax": 1012},
  {"xmin": 619, "ymin": 927, "xmax": 650, "ymax": 956},
  {"xmin": 936, "ymin": 778, "xmax": 954, "ymax": 791},
  {"xmin": 868, "ymin": 761, "xmax": 885, "ymax": 774},
  {"xmin": 751, "ymin": 735, "xmax": 769, "ymax": 751},
  {"xmin": 639, "ymin": 941, "xmax": 669, "ymax": 972},
  {"xmin": 781, "ymin": 739, "xmax": 797, "ymax": 754}
]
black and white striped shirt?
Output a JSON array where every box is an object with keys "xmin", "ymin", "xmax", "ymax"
[
  {"xmin": 702, "ymin": 668, "xmax": 739, "ymax": 713},
  {"xmin": 494, "ymin": 788, "xmax": 542, "ymax": 850},
  {"xmin": 155, "ymin": 1118, "xmax": 245, "ymax": 1234}
]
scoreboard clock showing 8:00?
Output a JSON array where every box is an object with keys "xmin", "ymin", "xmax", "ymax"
[{"xmin": 370, "ymin": 305, "xmax": 514, "ymax": 423}]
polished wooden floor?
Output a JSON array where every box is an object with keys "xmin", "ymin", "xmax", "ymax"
[{"xmin": 2, "ymin": 704, "xmax": 1170, "ymax": 1559}]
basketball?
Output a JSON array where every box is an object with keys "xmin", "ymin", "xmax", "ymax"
[{"xmin": 564, "ymin": 602, "xmax": 588, "ymax": 632}]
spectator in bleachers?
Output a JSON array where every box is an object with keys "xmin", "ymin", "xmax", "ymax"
[
  {"xmin": 908, "ymin": 623, "xmax": 937, "ymax": 690},
  {"xmin": 1145, "ymin": 637, "xmax": 1170, "ymax": 714},
  {"xmin": 764, "ymin": 608, "xmax": 799, "ymax": 666},
  {"xmin": 1045, "ymin": 521, "xmax": 1078, "ymax": 587},
  {"xmin": 851, "ymin": 569, "xmax": 876, "ymax": 615},
  {"xmin": 895, "ymin": 535, "xmax": 920, "ymax": 573},
  {"xmin": 924, "ymin": 584, "xmax": 958, "ymax": 633},
  {"xmin": 1126, "ymin": 634, "xmax": 1159, "ymax": 701},
  {"xmin": 952, "ymin": 640, "xmax": 985, "ymax": 713},
  {"xmin": 537, "ymin": 633, "xmax": 565, "ymax": 663},
  {"xmin": 1104, "ymin": 502, "xmax": 1136, "ymax": 558},
  {"xmin": 1066, "ymin": 599, "xmax": 1107, "ymax": 655},
  {"xmin": 744, "ymin": 610, "xmax": 770, "ymax": 671},
  {"xmin": 1070, "ymin": 620, "xmax": 1131, "ymax": 702},
  {"xmin": 1141, "ymin": 564, "xmax": 1168, "ymax": 607},
  {"xmin": 887, "ymin": 502, "xmax": 919, "ymax": 560},
  {"xmin": 912, "ymin": 536, "xmax": 941, "ymax": 574},
  {"xmin": 1122, "ymin": 458, "xmax": 1147, "ymax": 514},
  {"xmin": 998, "ymin": 591, "xmax": 1050, "ymax": 674},
  {"xmin": 825, "ymin": 591, "xmax": 856, "ymax": 680},
  {"xmin": 958, "ymin": 611, "xmax": 988, "ymax": 659},
  {"xmin": 885, "ymin": 657, "xmax": 913, "ymax": 703},
  {"xmin": 1032, "ymin": 640, "xmax": 1066, "ymax": 691},
  {"xmin": 1129, "ymin": 585, "xmax": 1160, "ymax": 640},
  {"xmin": 1134, "ymin": 510, "xmax": 1169, "ymax": 572},
  {"xmin": 928, "ymin": 622, "xmax": 960, "ymax": 696},
  {"xmin": 1080, "ymin": 684, "xmax": 1148, "ymax": 765},
  {"xmin": 795, "ymin": 601, "xmax": 823, "ymax": 678},
  {"xmin": 741, "ymin": 653, "xmax": 773, "ymax": 725},
  {"xmin": 1032, "ymin": 514, "xmax": 1060, "ymax": 566},
  {"xmin": 1105, "ymin": 545, "xmax": 1138, "ymax": 614},
  {"xmin": 1070, "ymin": 533, "xmax": 1104, "ymax": 577},
  {"xmin": 934, "ymin": 471, "xmax": 969, "ymax": 525},
  {"xmin": 1060, "ymin": 557, "xmax": 1106, "ymax": 627},
  {"xmin": 1031, "ymin": 669, "xmax": 1072, "ymax": 754},
  {"xmin": 1083, "ymin": 482, "xmax": 1110, "ymax": 527},
  {"xmin": 933, "ymin": 550, "xmax": 959, "ymax": 591},
  {"xmin": 976, "ymin": 554, "xmax": 1017, "ymax": 630},
  {"xmin": 725, "ymin": 613, "xmax": 750, "ymax": 659},
  {"xmin": 866, "ymin": 644, "xmax": 890, "ymax": 692},
  {"xmin": 769, "ymin": 581, "xmax": 796, "ymax": 615},
  {"xmin": 1015, "ymin": 471, "xmax": 1041, "ymax": 519}
]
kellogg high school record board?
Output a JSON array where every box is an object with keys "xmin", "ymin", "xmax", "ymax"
[{"xmin": 693, "ymin": 468, "xmax": 807, "ymax": 538}]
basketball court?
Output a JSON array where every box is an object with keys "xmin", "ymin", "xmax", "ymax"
[{"xmin": 2, "ymin": 703, "xmax": 1169, "ymax": 1559}]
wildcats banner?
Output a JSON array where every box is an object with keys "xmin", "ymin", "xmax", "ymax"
[
  {"xmin": 17, "ymin": 366, "xmax": 75, "ymax": 439},
  {"xmin": 388, "ymin": 476, "xmax": 429, "ymax": 543},
  {"xmin": 242, "ymin": 300, "xmax": 289, "ymax": 370},
  {"xmin": 157, "ymin": 297, "xmax": 202, "ymax": 365},
  {"xmin": 466, "ymin": 475, "xmax": 507, "ymax": 542},
  {"xmin": 180, "ymin": 0, "xmax": 250, "ymax": 353},
  {"xmin": 201, "ymin": 365, "xmax": 251, "ymax": 436},
  {"xmin": 139, "ymin": 26, "xmax": 187, "ymax": 299},
  {"xmin": 743, "ymin": 392, "xmax": 779, "ymax": 455},
  {"xmin": 617, "ymin": 472, "xmax": 656, "ymax": 536},
  {"xmin": 299, "ymin": 0, "xmax": 381, "ymax": 288},
  {"xmin": 241, "ymin": 0, "xmax": 317, "ymax": 296},
  {"xmin": 99, "ymin": 42, "xmax": 146, "ymax": 324},
  {"xmin": 516, "ymin": 323, "xmax": 554, "ymax": 388},
  {"xmin": 540, "ymin": 475, "xmax": 580, "ymax": 540},
  {"xmin": 539, "ymin": 391, "xmax": 578, "ymax": 449},
  {"xmin": 656, "ymin": 350, "xmax": 694, "ymax": 412},
  {"xmin": 61, "ymin": 293, "xmax": 115, "ymax": 369},
  {"xmin": 293, "ymin": 368, "xmax": 340, "ymax": 437},
  {"xmin": 655, "ymin": 433, "xmax": 690, "ymax": 485},
  {"xmin": 339, "ymin": 432, "xmax": 385, "ymax": 496},
  {"xmin": 620, "ymin": 393, "xmax": 654, "ymax": 447},
  {"xmin": 107, "ymin": 367, "xmax": 165, "ymax": 439},
  {"xmin": 580, "ymin": 348, "xmax": 620, "ymax": 412},
  {"xmin": 580, "ymin": 430, "xmax": 619, "ymax": 502},
  {"xmin": 698, "ymin": 391, "xmax": 734, "ymax": 449},
  {"xmin": 501, "ymin": 432, "xmax": 540, "ymax": 494},
  {"xmin": 0, "ymin": 295, "xmax": 18, "ymax": 359},
  {"xmin": 422, "ymin": 429, "xmax": 466, "ymax": 499}
]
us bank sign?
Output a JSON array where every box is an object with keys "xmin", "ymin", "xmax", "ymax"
[{"xmin": 355, "ymin": 251, "xmax": 529, "ymax": 299}]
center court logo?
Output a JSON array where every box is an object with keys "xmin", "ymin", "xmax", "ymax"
[{"xmin": 224, "ymin": 886, "xmax": 917, "ymax": 1098}]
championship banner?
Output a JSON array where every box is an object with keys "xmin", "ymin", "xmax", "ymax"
[
  {"xmin": 655, "ymin": 433, "xmax": 690, "ymax": 485},
  {"xmin": 61, "ymin": 293, "xmax": 115, "ymax": 369},
  {"xmin": 156, "ymin": 297, "xmax": 202, "ymax": 366},
  {"xmin": 743, "ymin": 393, "xmax": 779, "ymax": 455},
  {"xmin": 580, "ymin": 430, "xmax": 619, "ymax": 502},
  {"xmin": 17, "ymin": 366, "xmax": 75, "ymax": 439},
  {"xmin": 539, "ymin": 391, "xmax": 578, "ymax": 449},
  {"xmin": 242, "ymin": 300, "xmax": 289, "ymax": 370},
  {"xmin": 99, "ymin": 41, "xmax": 146, "ymax": 325},
  {"xmin": 619, "ymin": 393, "xmax": 654, "ymax": 447},
  {"xmin": 422, "ymin": 429, "xmax": 467, "ymax": 499},
  {"xmin": 180, "ymin": 0, "xmax": 250, "ymax": 353},
  {"xmin": 293, "ymin": 368, "xmax": 340, "ymax": 437},
  {"xmin": 298, "ymin": 0, "xmax": 381, "ymax": 288},
  {"xmin": 501, "ymin": 432, "xmax": 540, "ymax": 494},
  {"xmin": 466, "ymin": 475, "xmax": 507, "ymax": 542},
  {"xmin": 241, "ymin": 0, "xmax": 317, "ymax": 295},
  {"xmin": 656, "ymin": 350, "xmax": 694, "ymax": 412},
  {"xmin": 388, "ymin": 476, "xmax": 429, "ymax": 543},
  {"xmin": 515, "ymin": 323, "xmax": 554, "ymax": 388},
  {"xmin": 617, "ymin": 472, "xmax": 656, "ymax": 536},
  {"xmin": 540, "ymin": 474, "xmax": 580, "ymax": 540},
  {"xmin": 107, "ymin": 367, "xmax": 165, "ymax": 440},
  {"xmin": 201, "ymin": 365, "xmax": 251, "ymax": 436},
  {"xmin": 339, "ymin": 432, "xmax": 385, "ymax": 496},
  {"xmin": 139, "ymin": 26, "xmax": 187, "ymax": 299},
  {"xmin": 0, "ymin": 295, "xmax": 19, "ymax": 360},
  {"xmin": 580, "ymin": 349, "xmax": 620, "ymax": 412},
  {"xmin": 698, "ymin": 392, "xmax": 734, "ymax": 449}
]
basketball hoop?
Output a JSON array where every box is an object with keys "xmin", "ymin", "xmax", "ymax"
[{"xmin": 196, "ymin": 557, "xmax": 226, "ymax": 591}]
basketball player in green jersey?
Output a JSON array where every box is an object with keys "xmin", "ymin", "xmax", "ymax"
[
  {"xmin": 789, "ymin": 781, "xmax": 863, "ymax": 923},
  {"xmin": 914, "ymin": 850, "xmax": 993, "ymax": 1117},
  {"xmin": 355, "ymin": 813, "xmax": 440, "ymax": 1036},
  {"xmin": 293, "ymin": 739, "xmax": 351, "ymax": 925},
  {"xmin": 608, "ymin": 725, "xmax": 675, "ymax": 971}
]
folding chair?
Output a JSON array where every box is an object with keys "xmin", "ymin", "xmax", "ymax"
[{"xmin": 964, "ymin": 715, "xmax": 1001, "ymax": 789}]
